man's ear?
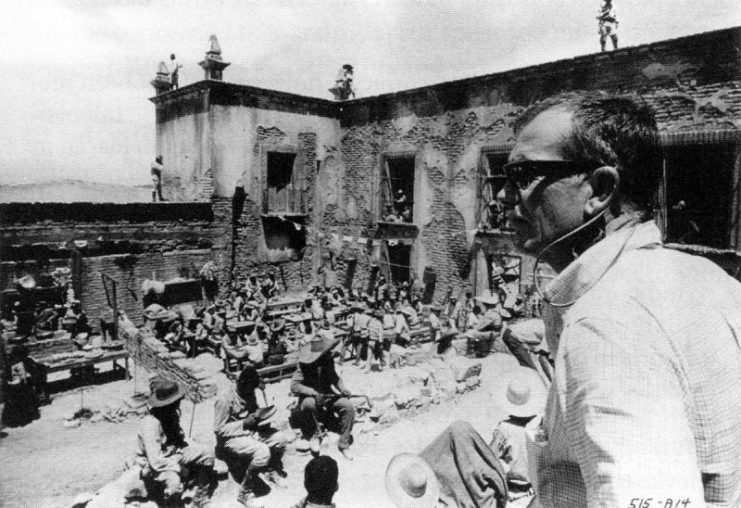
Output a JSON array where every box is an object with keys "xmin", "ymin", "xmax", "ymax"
[{"xmin": 585, "ymin": 166, "xmax": 619, "ymax": 217}]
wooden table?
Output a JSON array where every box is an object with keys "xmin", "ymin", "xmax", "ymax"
[
  {"xmin": 31, "ymin": 349, "xmax": 130, "ymax": 395},
  {"xmin": 264, "ymin": 298, "xmax": 304, "ymax": 320}
]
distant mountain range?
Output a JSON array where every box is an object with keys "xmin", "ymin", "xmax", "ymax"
[{"xmin": 0, "ymin": 180, "xmax": 153, "ymax": 203}]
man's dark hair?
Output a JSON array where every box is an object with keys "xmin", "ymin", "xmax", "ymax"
[
  {"xmin": 514, "ymin": 92, "xmax": 663, "ymax": 217},
  {"xmin": 304, "ymin": 455, "xmax": 338, "ymax": 503}
]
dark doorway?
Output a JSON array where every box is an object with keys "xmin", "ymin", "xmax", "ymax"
[
  {"xmin": 665, "ymin": 143, "xmax": 736, "ymax": 248},
  {"xmin": 387, "ymin": 242, "xmax": 411, "ymax": 284}
]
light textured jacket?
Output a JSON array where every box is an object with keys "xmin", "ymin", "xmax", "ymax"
[{"xmin": 533, "ymin": 220, "xmax": 741, "ymax": 507}]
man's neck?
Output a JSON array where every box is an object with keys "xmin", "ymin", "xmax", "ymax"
[{"xmin": 542, "ymin": 211, "xmax": 642, "ymax": 274}]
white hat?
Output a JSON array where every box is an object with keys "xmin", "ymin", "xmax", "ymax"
[
  {"xmin": 497, "ymin": 366, "xmax": 548, "ymax": 419},
  {"xmin": 385, "ymin": 454, "xmax": 440, "ymax": 508},
  {"xmin": 475, "ymin": 295, "xmax": 499, "ymax": 306}
]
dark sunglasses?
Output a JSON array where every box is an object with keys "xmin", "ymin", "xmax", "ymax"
[{"xmin": 502, "ymin": 160, "xmax": 594, "ymax": 190}]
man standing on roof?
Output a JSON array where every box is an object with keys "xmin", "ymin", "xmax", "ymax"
[
  {"xmin": 597, "ymin": 0, "xmax": 619, "ymax": 51},
  {"xmin": 151, "ymin": 155, "xmax": 166, "ymax": 202},
  {"xmin": 498, "ymin": 93, "xmax": 741, "ymax": 506}
]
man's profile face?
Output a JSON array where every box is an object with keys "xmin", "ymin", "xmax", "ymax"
[{"xmin": 499, "ymin": 106, "xmax": 592, "ymax": 254}]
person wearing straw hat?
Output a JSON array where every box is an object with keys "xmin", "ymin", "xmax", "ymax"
[
  {"xmin": 363, "ymin": 307, "xmax": 386, "ymax": 371},
  {"xmin": 290, "ymin": 334, "xmax": 356, "ymax": 460},
  {"xmin": 134, "ymin": 380, "xmax": 215, "ymax": 507},
  {"xmin": 490, "ymin": 366, "xmax": 548, "ymax": 503},
  {"xmin": 343, "ymin": 302, "xmax": 370, "ymax": 365},
  {"xmin": 214, "ymin": 365, "xmax": 291, "ymax": 507},
  {"xmin": 386, "ymin": 421, "xmax": 507, "ymax": 508},
  {"xmin": 223, "ymin": 321, "xmax": 263, "ymax": 369}
]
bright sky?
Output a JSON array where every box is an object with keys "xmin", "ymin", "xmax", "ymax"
[{"xmin": 2, "ymin": 0, "xmax": 739, "ymax": 186}]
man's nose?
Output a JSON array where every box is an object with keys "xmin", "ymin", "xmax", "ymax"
[{"xmin": 497, "ymin": 180, "xmax": 519, "ymax": 206}]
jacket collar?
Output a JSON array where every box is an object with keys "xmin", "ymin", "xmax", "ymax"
[{"xmin": 544, "ymin": 218, "xmax": 662, "ymax": 307}]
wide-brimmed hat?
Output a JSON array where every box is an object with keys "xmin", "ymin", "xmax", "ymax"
[
  {"xmin": 385, "ymin": 453, "xmax": 440, "ymax": 508},
  {"xmin": 230, "ymin": 320, "xmax": 255, "ymax": 333},
  {"xmin": 475, "ymin": 295, "xmax": 499, "ymax": 306},
  {"xmin": 285, "ymin": 328, "xmax": 299, "ymax": 340},
  {"xmin": 298, "ymin": 335, "xmax": 340, "ymax": 364},
  {"xmin": 400, "ymin": 307, "xmax": 415, "ymax": 317},
  {"xmin": 270, "ymin": 318, "xmax": 286, "ymax": 332},
  {"xmin": 435, "ymin": 329, "xmax": 457, "ymax": 342},
  {"xmin": 149, "ymin": 380, "xmax": 187, "ymax": 408},
  {"xmin": 16, "ymin": 275, "xmax": 36, "ymax": 290},
  {"xmin": 497, "ymin": 366, "xmax": 548, "ymax": 419}
]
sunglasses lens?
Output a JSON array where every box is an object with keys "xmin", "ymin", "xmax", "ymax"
[{"xmin": 505, "ymin": 163, "xmax": 532, "ymax": 190}]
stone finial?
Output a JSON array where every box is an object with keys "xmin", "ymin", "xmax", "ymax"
[
  {"xmin": 198, "ymin": 35, "xmax": 230, "ymax": 81},
  {"xmin": 150, "ymin": 61, "xmax": 173, "ymax": 95},
  {"xmin": 207, "ymin": 35, "xmax": 222, "ymax": 55}
]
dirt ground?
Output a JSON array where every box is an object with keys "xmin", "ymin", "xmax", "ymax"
[{"xmin": 0, "ymin": 353, "xmax": 524, "ymax": 508}]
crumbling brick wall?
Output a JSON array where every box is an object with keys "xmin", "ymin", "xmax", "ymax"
[
  {"xmin": 336, "ymin": 28, "xmax": 741, "ymax": 301},
  {"xmin": 120, "ymin": 317, "xmax": 216, "ymax": 401},
  {"xmin": 0, "ymin": 202, "xmax": 228, "ymax": 325}
]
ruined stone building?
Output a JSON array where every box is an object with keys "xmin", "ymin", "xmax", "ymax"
[{"xmin": 2, "ymin": 27, "xmax": 740, "ymax": 321}]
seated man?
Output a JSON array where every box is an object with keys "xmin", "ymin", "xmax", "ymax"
[
  {"xmin": 222, "ymin": 322, "xmax": 264, "ymax": 370},
  {"xmin": 34, "ymin": 301, "xmax": 58, "ymax": 332},
  {"xmin": 214, "ymin": 366, "xmax": 291, "ymax": 507},
  {"xmin": 290, "ymin": 455, "xmax": 339, "ymax": 508},
  {"xmin": 463, "ymin": 295, "xmax": 506, "ymax": 356},
  {"xmin": 133, "ymin": 380, "xmax": 215, "ymax": 507},
  {"xmin": 290, "ymin": 334, "xmax": 356, "ymax": 460}
]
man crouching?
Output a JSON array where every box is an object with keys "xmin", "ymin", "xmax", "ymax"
[
  {"xmin": 135, "ymin": 380, "xmax": 215, "ymax": 507},
  {"xmin": 213, "ymin": 365, "xmax": 292, "ymax": 507}
]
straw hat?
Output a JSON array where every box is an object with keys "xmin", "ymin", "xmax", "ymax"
[
  {"xmin": 497, "ymin": 366, "xmax": 548, "ymax": 419},
  {"xmin": 298, "ymin": 335, "xmax": 340, "ymax": 364},
  {"xmin": 270, "ymin": 318, "xmax": 286, "ymax": 333},
  {"xmin": 149, "ymin": 380, "xmax": 186, "ymax": 408},
  {"xmin": 385, "ymin": 453, "xmax": 440, "ymax": 508},
  {"xmin": 475, "ymin": 295, "xmax": 499, "ymax": 306}
]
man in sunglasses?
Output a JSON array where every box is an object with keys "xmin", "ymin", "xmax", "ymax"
[{"xmin": 499, "ymin": 94, "xmax": 741, "ymax": 507}]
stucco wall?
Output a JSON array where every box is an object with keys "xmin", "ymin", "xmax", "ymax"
[{"xmin": 147, "ymin": 28, "xmax": 741, "ymax": 300}]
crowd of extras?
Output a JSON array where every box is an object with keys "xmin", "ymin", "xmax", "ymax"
[{"xmin": 146, "ymin": 271, "xmax": 543, "ymax": 372}]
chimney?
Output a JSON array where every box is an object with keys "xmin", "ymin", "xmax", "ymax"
[
  {"xmin": 198, "ymin": 35, "xmax": 231, "ymax": 81},
  {"xmin": 150, "ymin": 61, "xmax": 173, "ymax": 95}
]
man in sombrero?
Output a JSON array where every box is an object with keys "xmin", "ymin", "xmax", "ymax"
[
  {"xmin": 290, "ymin": 334, "xmax": 357, "ymax": 460},
  {"xmin": 134, "ymin": 379, "xmax": 215, "ymax": 507}
]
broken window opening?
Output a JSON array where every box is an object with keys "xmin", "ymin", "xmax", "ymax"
[
  {"xmin": 264, "ymin": 151, "xmax": 306, "ymax": 215},
  {"xmin": 481, "ymin": 152, "xmax": 512, "ymax": 232},
  {"xmin": 381, "ymin": 156, "xmax": 415, "ymax": 223},
  {"xmin": 664, "ymin": 143, "xmax": 736, "ymax": 249},
  {"xmin": 385, "ymin": 241, "xmax": 412, "ymax": 285}
]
